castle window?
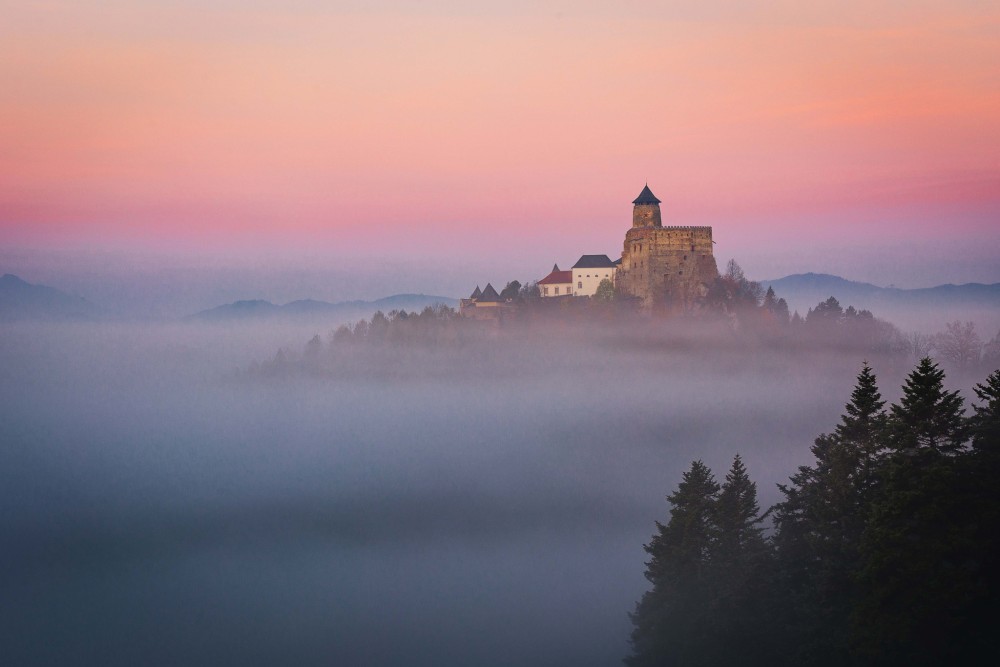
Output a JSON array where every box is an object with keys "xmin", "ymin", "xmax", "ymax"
[
  {"xmin": 578, "ymin": 281, "xmax": 583, "ymax": 289},
  {"xmin": 543, "ymin": 287, "xmax": 549, "ymax": 296},
  {"xmin": 678, "ymin": 271, "xmax": 683, "ymax": 275},
  {"xmin": 684, "ymin": 255, "xmax": 688, "ymax": 260},
  {"xmin": 554, "ymin": 287, "xmax": 559, "ymax": 295},
  {"xmin": 690, "ymin": 244, "xmax": 695, "ymax": 251}
]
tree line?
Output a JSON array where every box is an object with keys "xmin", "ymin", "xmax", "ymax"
[{"xmin": 628, "ymin": 359, "xmax": 1000, "ymax": 666}]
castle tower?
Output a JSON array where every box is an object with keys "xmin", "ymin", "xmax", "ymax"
[
  {"xmin": 617, "ymin": 183, "xmax": 719, "ymax": 310},
  {"xmin": 632, "ymin": 184, "xmax": 662, "ymax": 228}
]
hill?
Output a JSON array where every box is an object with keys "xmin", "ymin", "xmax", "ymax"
[
  {"xmin": 761, "ymin": 273, "xmax": 1000, "ymax": 333},
  {"xmin": 0, "ymin": 273, "xmax": 101, "ymax": 321},
  {"xmin": 189, "ymin": 293, "xmax": 458, "ymax": 322}
]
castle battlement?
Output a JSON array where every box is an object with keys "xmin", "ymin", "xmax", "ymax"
[{"xmin": 617, "ymin": 185, "xmax": 719, "ymax": 310}]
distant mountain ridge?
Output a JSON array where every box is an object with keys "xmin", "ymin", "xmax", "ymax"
[
  {"xmin": 189, "ymin": 293, "xmax": 459, "ymax": 321},
  {"xmin": 760, "ymin": 273, "xmax": 1000, "ymax": 332},
  {"xmin": 0, "ymin": 273, "xmax": 100, "ymax": 321}
]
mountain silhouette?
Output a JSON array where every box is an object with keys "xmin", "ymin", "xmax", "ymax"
[{"xmin": 0, "ymin": 273, "xmax": 101, "ymax": 321}]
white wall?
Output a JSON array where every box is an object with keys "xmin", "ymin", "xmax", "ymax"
[
  {"xmin": 571, "ymin": 268, "xmax": 614, "ymax": 297},
  {"xmin": 540, "ymin": 282, "xmax": 573, "ymax": 297}
]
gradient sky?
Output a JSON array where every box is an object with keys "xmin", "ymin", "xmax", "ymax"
[{"xmin": 2, "ymin": 1, "xmax": 999, "ymax": 288}]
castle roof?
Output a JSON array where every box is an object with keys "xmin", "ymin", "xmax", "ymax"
[
  {"xmin": 572, "ymin": 254, "xmax": 616, "ymax": 269},
  {"xmin": 470, "ymin": 285, "xmax": 482, "ymax": 299},
  {"xmin": 539, "ymin": 270, "xmax": 573, "ymax": 285},
  {"xmin": 632, "ymin": 184, "xmax": 661, "ymax": 205},
  {"xmin": 477, "ymin": 283, "xmax": 502, "ymax": 302}
]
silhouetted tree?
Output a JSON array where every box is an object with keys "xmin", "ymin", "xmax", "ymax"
[
  {"xmin": 628, "ymin": 460, "xmax": 719, "ymax": 667},
  {"xmin": 854, "ymin": 360, "xmax": 973, "ymax": 664},
  {"xmin": 708, "ymin": 455, "xmax": 772, "ymax": 665},
  {"xmin": 888, "ymin": 357, "xmax": 967, "ymax": 455},
  {"xmin": 772, "ymin": 363, "xmax": 887, "ymax": 665},
  {"xmin": 500, "ymin": 280, "xmax": 522, "ymax": 301}
]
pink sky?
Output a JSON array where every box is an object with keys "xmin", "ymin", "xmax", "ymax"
[{"xmin": 2, "ymin": 1, "xmax": 999, "ymax": 285}]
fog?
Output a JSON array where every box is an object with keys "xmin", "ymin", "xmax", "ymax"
[{"xmin": 0, "ymin": 315, "xmax": 981, "ymax": 666}]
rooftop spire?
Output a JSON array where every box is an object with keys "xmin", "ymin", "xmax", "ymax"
[{"xmin": 632, "ymin": 183, "xmax": 661, "ymax": 205}]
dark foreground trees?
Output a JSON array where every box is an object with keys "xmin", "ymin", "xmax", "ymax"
[
  {"xmin": 628, "ymin": 456, "xmax": 771, "ymax": 667},
  {"xmin": 628, "ymin": 360, "xmax": 1000, "ymax": 666}
]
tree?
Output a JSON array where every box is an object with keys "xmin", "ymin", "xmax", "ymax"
[
  {"xmin": 971, "ymin": 369, "xmax": 1000, "ymax": 453},
  {"xmin": 500, "ymin": 280, "xmax": 522, "ymax": 301},
  {"xmin": 806, "ymin": 296, "xmax": 843, "ymax": 325},
  {"xmin": 627, "ymin": 460, "xmax": 720, "ymax": 667},
  {"xmin": 594, "ymin": 278, "xmax": 615, "ymax": 301},
  {"xmin": 713, "ymin": 454, "xmax": 766, "ymax": 562},
  {"xmin": 931, "ymin": 320, "xmax": 982, "ymax": 369},
  {"xmin": 708, "ymin": 455, "xmax": 772, "ymax": 665},
  {"xmin": 304, "ymin": 334, "xmax": 322, "ymax": 361},
  {"xmin": 519, "ymin": 281, "xmax": 541, "ymax": 300},
  {"xmin": 907, "ymin": 331, "xmax": 932, "ymax": 360},
  {"xmin": 982, "ymin": 329, "xmax": 1000, "ymax": 368},
  {"xmin": 772, "ymin": 363, "xmax": 888, "ymax": 665},
  {"xmin": 854, "ymin": 360, "xmax": 975, "ymax": 664},
  {"xmin": 888, "ymin": 357, "xmax": 967, "ymax": 455}
]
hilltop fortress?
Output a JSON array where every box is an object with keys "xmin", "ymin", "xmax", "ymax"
[
  {"xmin": 464, "ymin": 184, "xmax": 719, "ymax": 314},
  {"xmin": 616, "ymin": 184, "xmax": 719, "ymax": 309}
]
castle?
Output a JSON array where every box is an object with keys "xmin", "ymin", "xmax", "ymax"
[
  {"xmin": 615, "ymin": 184, "xmax": 719, "ymax": 309},
  {"xmin": 463, "ymin": 184, "xmax": 719, "ymax": 313}
]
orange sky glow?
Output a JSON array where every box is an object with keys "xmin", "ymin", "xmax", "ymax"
[{"xmin": 2, "ymin": 1, "xmax": 999, "ymax": 283}]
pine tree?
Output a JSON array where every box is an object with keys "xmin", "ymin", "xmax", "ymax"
[
  {"xmin": 888, "ymin": 357, "xmax": 967, "ymax": 455},
  {"xmin": 714, "ymin": 454, "xmax": 765, "ymax": 562},
  {"xmin": 772, "ymin": 363, "xmax": 888, "ymax": 666},
  {"xmin": 708, "ymin": 455, "xmax": 771, "ymax": 665},
  {"xmin": 854, "ymin": 360, "xmax": 975, "ymax": 664},
  {"xmin": 958, "ymin": 369, "xmax": 1000, "ymax": 661},
  {"xmin": 971, "ymin": 369, "xmax": 1000, "ymax": 453},
  {"xmin": 627, "ymin": 461, "xmax": 719, "ymax": 667}
]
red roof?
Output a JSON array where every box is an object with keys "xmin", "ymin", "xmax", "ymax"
[{"xmin": 539, "ymin": 270, "xmax": 573, "ymax": 285}]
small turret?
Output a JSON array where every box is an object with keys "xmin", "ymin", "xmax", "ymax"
[{"xmin": 632, "ymin": 183, "xmax": 662, "ymax": 228}]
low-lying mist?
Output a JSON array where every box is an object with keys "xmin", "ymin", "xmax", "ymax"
[{"xmin": 0, "ymin": 314, "xmax": 992, "ymax": 666}]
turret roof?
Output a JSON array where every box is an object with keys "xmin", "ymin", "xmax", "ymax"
[
  {"xmin": 632, "ymin": 184, "xmax": 661, "ymax": 205},
  {"xmin": 470, "ymin": 285, "xmax": 482, "ymax": 299},
  {"xmin": 477, "ymin": 283, "xmax": 502, "ymax": 302}
]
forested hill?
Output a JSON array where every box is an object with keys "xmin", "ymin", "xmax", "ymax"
[
  {"xmin": 761, "ymin": 273, "xmax": 1000, "ymax": 332},
  {"xmin": 188, "ymin": 294, "xmax": 458, "ymax": 322}
]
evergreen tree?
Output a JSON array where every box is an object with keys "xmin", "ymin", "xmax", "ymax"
[
  {"xmin": 961, "ymin": 369, "xmax": 1000, "ymax": 662},
  {"xmin": 708, "ymin": 455, "xmax": 771, "ymax": 665},
  {"xmin": 713, "ymin": 454, "xmax": 766, "ymax": 562},
  {"xmin": 970, "ymin": 369, "xmax": 1000, "ymax": 453},
  {"xmin": 772, "ymin": 363, "xmax": 888, "ymax": 666},
  {"xmin": 888, "ymin": 357, "xmax": 967, "ymax": 455},
  {"xmin": 854, "ymin": 360, "xmax": 975, "ymax": 664},
  {"xmin": 627, "ymin": 461, "xmax": 719, "ymax": 667}
]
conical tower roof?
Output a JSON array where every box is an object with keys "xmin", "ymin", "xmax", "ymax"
[
  {"xmin": 478, "ymin": 283, "xmax": 501, "ymax": 302},
  {"xmin": 632, "ymin": 184, "xmax": 661, "ymax": 205},
  {"xmin": 470, "ymin": 285, "xmax": 482, "ymax": 299}
]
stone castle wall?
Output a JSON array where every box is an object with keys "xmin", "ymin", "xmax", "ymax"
[{"xmin": 617, "ymin": 225, "xmax": 718, "ymax": 309}]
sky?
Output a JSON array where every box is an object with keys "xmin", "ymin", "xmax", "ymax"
[{"xmin": 2, "ymin": 1, "xmax": 999, "ymax": 291}]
